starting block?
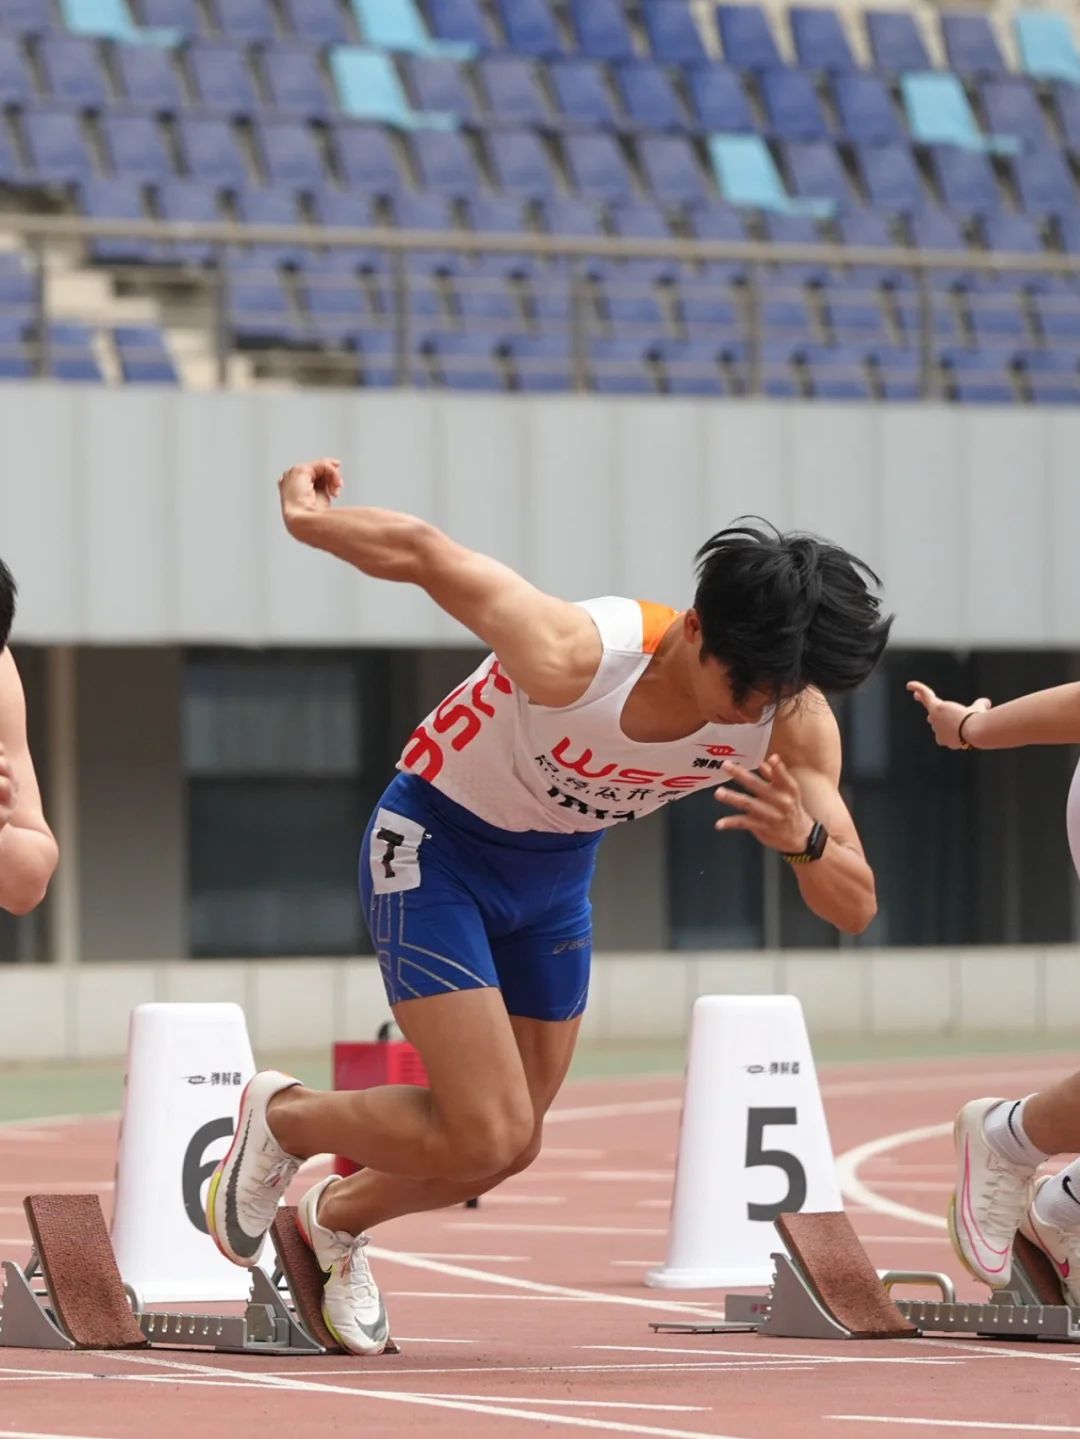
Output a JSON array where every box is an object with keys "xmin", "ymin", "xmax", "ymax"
[
  {"xmin": 651, "ymin": 1210, "xmax": 1080, "ymax": 1345},
  {"xmin": 0, "ymin": 1194, "xmax": 389, "ymax": 1356}
]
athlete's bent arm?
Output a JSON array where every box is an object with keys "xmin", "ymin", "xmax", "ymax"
[
  {"xmin": 0, "ymin": 649, "xmax": 57, "ymax": 914},
  {"xmin": 714, "ymin": 693, "xmax": 877, "ymax": 935},
  {"xmin": 908, "ymin": 679, "xmax": 1080, "ymax": 751},
  {"xmin": 279, "ymin": 457, "xmax": 601, "ymax": 707}
]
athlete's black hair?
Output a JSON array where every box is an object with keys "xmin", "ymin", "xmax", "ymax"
[
  {"xmin": 0, "ymin": 557, "xmax": 14, "ymax": 652},
  {"xmin": 693, "ymin": 521, "xmax": 892, "ymax": 702}
]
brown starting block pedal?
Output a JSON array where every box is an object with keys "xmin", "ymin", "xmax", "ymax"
[{"xmin": 775, "ymin": 1211, "xmax": 918, "ymax": 1338}]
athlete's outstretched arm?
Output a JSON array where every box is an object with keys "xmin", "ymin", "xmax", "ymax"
[
  {"xmin": 0, "ymin": 649, "xmax": 57, "ymax": 914},
  {"xmin": 279, "ymin": 457, "xmax": 601, "ymax": 707},
  {"xmin": 908, "ymin": 680, "xmax": 1080, "ymax": 751},
  {"xmin": 714, "ymin": 692, "xmax": 877, "ymax": 935}
]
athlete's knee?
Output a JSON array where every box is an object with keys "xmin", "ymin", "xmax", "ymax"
[
  {"xmin": 439, "ymin": 1094, "xmax": 536, "ymax": 1182},
  {"xmin": 502, "ymin": 1126, "xmax": 544, "ymax": 1179}
]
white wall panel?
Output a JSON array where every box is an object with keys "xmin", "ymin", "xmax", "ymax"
[
  {"xmin": 615, "ymin": 400, "xmax": 704, "ymax": 607},
  {"xmin": 1046, "ymin": 412, "xmax": 1080, "ymax": 647},
  {"xmin": 526, "ymin": 399, "xmax": 620, "ymax": 601}
]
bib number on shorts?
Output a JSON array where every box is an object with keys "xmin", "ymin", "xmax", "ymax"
[{"xmin": 370, "ymin": 808, "xmax": 426, "ymax": 894}]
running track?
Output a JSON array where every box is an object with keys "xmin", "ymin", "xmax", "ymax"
[{"xmin": 2, "ymin": 1052, "xmax": 1080, "ymax": 1439}]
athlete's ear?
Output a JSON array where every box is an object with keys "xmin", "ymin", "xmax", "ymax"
[{"xmin": 684, "ymin": 608, "xmax": 702, "ymax": 644}]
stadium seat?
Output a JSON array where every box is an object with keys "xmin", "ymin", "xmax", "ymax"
[
  {"xmin": 187, "ymin": 42, "xmax": 262, "ymax": 118},
  {"xmin": 684, "ymin": 207, "xmax": 748, "ymax": 289},
  {"xmin": 114, "ymin": 324, "xmax": 179, "ymax": 383},
  {"xmin": 235, "ymin": 185, "xmax": 306, "ymax": 264},
  {"xmin": 0, "ymin": 316, "xmax": 31, "ymax": 379},
  {"xmin": 941, "ymin": 347, "xmax": 1016, "ymax": 403},
  {"xmin": 497, "ymin": 0, "xmax": 566, "ymax": 58},
  {"xmin": 507, "ymin": 333, "xmax": 572, "ymax": 390},
  {"xmin": 486, "ymin": 127, "xmax": 559, "ymax": 197},
  {"xmin": 838, "ymin": 209, "xmax": 895, "ymax": 248},
  {"xmin": 823, "ymin": 280, "xmax": 890, "ymax": 343},
  {"xmin": 832, "ymin": 74, "xmax": 904, "ymax": 143},
  {"xmin": 758, "ymin": 338, "xmax": 804, "ymax": 397},
  {"xmin": 685, "ymin": 65, "xmax": 755, "ymax": 132},
  {"xmin": 903, "ymin": 72, "xmax": 1007, "ymax": 153},
  {"xmin": 39, "ymin": 37, "xmax": 108, "ymax": 108},
  {"xmin": 78, "ymin": 176, "xmax": 158, "ymax": 262},
  {"xmin": 46, "ymin": 322, "xmax": 102, "ymax": 381},
  {"xmin": 427, "ymin": 0, "xmax": 498, "ymax": 52},
  {"xmin": 930, "ymin": 147, "xmax": 1002, "ymax": 215},
  {"xmin": 469, "ymin": 195, "xmax": 529, "ymax": 232},
  {"xmin": 1032, "ymin": 286, "xmax": 1080, "ymax": 341},
  {"xmin": 981, "ymin": 212, "xmax": 1044, "ymax": 257},
  {"xmin": 1015, "ymin": 10, "xmax": 1080, "ymax": 87},
  {"xmin": 871, "ymin": 345, "xmax": 921, "ymax": 399},
  {"xmin": 300, "ymin": 254, "xmax": 372, "ymax": 343},
  {"xmin": 1053, "ymin": 83, "xmax": 1080, "ymax": 151},
  {"xmin": 177, "ymin": 115, "xmax": 251, "ymax": 188},
  {"xmin": 678, "ymin": 278, "xmax": 741, "ymax": 339},
  {"xmin": 570, "ymin": 0, "xmax": 635, "ymax": 61},
  {"xmin": 865, "ymin": 11, "xmax": 931, "ymax": 72},
  {"xmin": 279, "ymin": 0, "xmax": 349, "ymax": 45},
  {"xmin": 896, "ymin": 288, "xmax": 964, "ymax": 342},
  {"xmin": 564, "ymin": 132, "xmax": 636, "ymax": 200},
  {"xmin": 542, "ymin": 196, "xmax": 603, "ymax": 236},
  {"xmin": 227, "ymin": 253, "xmax": 302, "ymax": 343},
  {"xmin": 257, "ymin": 119, "xmax": 329, "ymax": 191},
  {"xmin": 761, "ymin": 69, "xmax": 830, "ymax": 140},
  {"xmin": 639, "ymin": 134, "xmax": 709, "ymax": 203},
  {"xmin": 0, "ymin": 252, "xmax": 35, "ymax": 323},
  {"xmin": 411, "ymin": 130, "xmax": 483, "ymax": 196},
  {"xmin": 760, "ymin": 278, "xmax": 816, "ymax": 341},
  {"xmin": 454, "ymin": 264, "xmax": 519, "ymax": 323},
  {"xmin": 157, "ymin": 177, "xmax": 220, "ymax": 263},
  {"xmin": 114, "ymin": 44, "xmax": 186, "ymax": 114},
  {"xmin": 0, "ymin": 34, "xmax": 36, "ymax": 107},
  {"xmin": 331, "ymin": 48, "xmax": 420, "ymax": 125},
  {"xmin": 855, "ymin": 141, "xmax": 928, "ymax": 214},
  {"xmin": 616, "ymin": 62, "xmax": 687, "ymax": 131},
  {"xmin": 479, "ymin": 56, "xmax": 552, "ymax": 126},
  {"xmin": 600, "ymin": 277, "xmax": 668, "ymax": 338},
  {"xmin": 783, "ymin": 139, "xmax": 856, "ymax": 209},
  {"xmin": 0, "ymin": 0, "xmax": 53, "ymax": 37},
  {"xmin": 964, "ymin": 281, "xmax": 1029, "ymax": 346},
  {"xmin": 790, "ymin": 7, "xmax": 857, "ymax": 74},
  {"xmin": 806, "ymin": 343, "xmax": 873, "ymax": 398},
  {"xmin": 140, "ymin": 0, "xmax": 201, "ymax": 32},
  {"xmin": 1020, "ymin": 347, "xmax": 1080, "ymax": 403},
  {"xmin": 213, "ymin": 0, "xmax": 276, "ymax": 41},
  {"xmin": 403, "ymin": 57, "xmax": 479, "ymax": 124},
  {"xmin": 424, "ymin": 331, "xmax": 507, "ymax": 391},
  {"xmin": 909, "ymin": 207, "xmax": 968, "ymax": 252},
  {"xmin": 716, "ymin": 5, "xmax": 783, "ymax": 70},
  {"xmin": 23, "ymin": 106, "xmax": 96, "ymax": 184},
  {"xmin": 652, "ymin": 338, "xmax": 727, "ymax": 395},
  {"xmin": 334, "ymin": 122, "xmax": 408, "ymax": 195},
  {"xmin": 979, "ymin": 79, "xmax": 1051, "ymax": 151},
  {"xmin": 941, "ymin": 13, "xmax": 1007, "ymax": 79},
  {"xmin": 393, "ymin": 192, "xmax": 460, "ymax": 275},
  {"xmin": 590, "ymin": 335, "xmax": 657, "ymax": 393},
  {"xmin": 261, "ymin": 46, "xmax": 332, "ymax": 120},
  {"xmin": 101, "ymin": 111, "xmax": 174, "ymax": 183},
  {"xmin": 548, "ymin": 60, "xmax": 621, "ymax": 129},
  {"xmin": 529, "ymin": 270, "xmax": 574, "ymax": 325},
  {"xmin": 1010, "ymin": 149, "xmax": 1079, "ymax": 214},
  {"xmin": 709, "ymin": 134, "xmax": 816, "ymax": 213},
  {"xmin": 352, "ymin": 0, "xmax": 474, "ymax": 58},
  {"xmin": 609, "ymin": 197, "xmax": 677, "ymax": 280},
  {"xmin": 762, "ymin": 209, "xmax": 828, "ymax": 281},
  {"xmin": 641, "ymin": 0, "xmax": 708, "ymax": 64}
]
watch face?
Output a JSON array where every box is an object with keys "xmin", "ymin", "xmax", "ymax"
[{"xmin": 808, "ymin": 822, "xmax": 828, "ymax": 861}]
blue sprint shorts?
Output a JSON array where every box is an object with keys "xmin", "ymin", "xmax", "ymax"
[{"xmin": 359, "ymin": 773, "xmax": 603, "ymax": 1022}]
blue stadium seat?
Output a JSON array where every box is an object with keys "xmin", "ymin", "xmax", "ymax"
[
  {"xmin": 213, "ymin": 0, "xmax": 276, "ymax": 42},
  {"xmin": 0, "ymin": 252, "xmax": 34, "ymax": 324},
  {"xmin": 300, "ymin": 255, "xmax": 370, "ymax": 344},
  {"xmin": 1010, "ymin": 149, "xmax": 1079, "ymax": 214},
  {"xmin": 261, "ymin": 46, "xmax": 332, "ymax": 120},
  {"xmin": 157, "ymin": 177, "xmax": 220, "ymax": 263},
  {"xmin": 331, "ymin": 47, "xmax": 423, "ymax": 125},
  {"xmin": 564, "ymin": 132, "xmax": 636, "ymax": 200},
  {"xmin": 279, "ymin": 0, "xmax": 348, "ymax": 44},
  {"xmin": 1054, "ymin": 82, "xmax": 1080, "ymax": 150},
  {"xmin": 78, "ymin": 176, "xmax": 163, "ymax": 262},
  {"xmin": 709, "ymin": 132, "xmax": 810, "ymax": 212},
  {"xmin": 177, "ymin": 115, "xmax": 250, "ymax": 188},
  {"xmin": 411, "ymin": 129, "xmax": 484, "ymax": 196},
  {"xmin": 529, "ymin": 270, "xmax": 573, "ymax": 325},
  {"xmin": 865, "ymin": 11, "xmax": 931, "ymax": 72},
  {"xmin": 114, "ymin": 44, "xmax": 186, "ymax": 114},
  {"xmin": 548, "ymin": 59, "xmax": 620, "ymax": 129},
  {"xmin": 762, "ymin": 69, "xmax": 830, "ymax": 140},
  {"xmin": 942, "ymin": 347, "xmax": 1016, "ymax": 403},
  {"xmin": 350, "ymin": 328, "xmax": 400, "ymax": 387},
  {"xmin": 965, "ymin": 281, "xmax": 1029, "ymax": 344},
  {"xmin": 806, "ymin": 343, "xmax": 873, "ymax": 398},
  {"xmin": 101, "ymin": 111, "xmax": 174, "ymax": 183},
  {"xmin": 869, "ymin": 346, "xmax": 921, "ymax": 399},
  {"xmin": 896, "ymin": 288, "xmax": 964, "ymax": 342},
  {"xmin": 312, "ymin": 189, "xmax": 372, "ymax": 229},
  {"xmin": 479, "ymin": 56, "xmax": 552, "ymax": 126},
  {"xmin": 832, "ymin": 74, "xmax": 904, "ymax": 143},
  {"xmin": 902, "ymin": 71, "xmax": 1006, "ymax": 153},
  {"xmin": 571, "ymin": 0, "xmax": 635, "ymax": 61},
  {"xmin": 616, "ymin": 62, "xmax": 687, "ymax": 131},
  {"xmin": 187, "ymin": 42, "xmax": 261, "ymax": 118},
  {"xmin": 930, "ymin": 147, "xmax": 1002, "ymax": 215},
  {"xmin": 497, "ymin": 0, "xmax": 566, "ymax": 58},
  {"xmin": 1020, "ymin": 348, "xmax": 1080, "ymax": 404},
  {"xmin": 639, "ymin": 133, "xmax": 708, "ymax": 203},
  {"xmin": 227, "ymin": 253, "xmax": 302, "ymax": 342},
  {"xmin": 454, "ymin": 262, "xmax": 519, "ymax": 323},
  {"xmin": 601, "ymin": 280, "xmax": 668, "ymax": 339},
  {"xmin": 716, "ymin": 5, "xmax": 783, "ymax": 70},
  {"xmin": 1032, "ymin": 286, "xmax": 1080, "ymax": 341},
  {"xmin": 114, "ymin": 325, "xmax": 179, "ymax": 383},
  {"xmin": 590, "ymin": 335, "xmax": 658, "ymax": 393},
  {"xmin": 48, "ymin": 321, "xmax": 103, "ymax": 381},
  {"xmin": 1056, "ymin": 211, "xmax": 1080, "ymax": 255},
  {"xmin": 685, "ymin": 65, "xmax": 755, "ymax": 132},
  {"xmin": 760, "ymin": 276, "xmax": 815, "ymax": 340},
  {"xmin": 941, "ymin": 13, "xmax": 1006, "ymax": 79},
  {"xmin": 790, "ymin": 7, "xmax": 856, "ymax": 74},
  {"xmin": 782, "ymin": 139, "xmax": 856, "ymax": 209},
  {"xmin": 609, "ymin": 197, "xmax": 677, "ymax": 280},
  {"xmin": 758, "ymin": 338, "xmax": 803, "ymax": 397},
  {"xmin": 762, "ymin": 210, "xmax": 828, "ymax": 282},
  {"xmin": 678, "ymin": 278, "xmax": 741, "ymax": 339},
  {"xmin": 652, "ymin": 338, "xmax": 727, "ymax": 395},
  {"xmin": 856, "ymin": 141, "xmax": 928, "ymax": 214},
  {"xmin": 235, "ymin": 185, "xmax": 305, "ymax": 264},
  {"xmin": 542, "ymin": 195, "xmax": 603, "ymax": 235},
  {"xmin": 1015, "ymin": 11, "xmax": 1080, "ymax": 87},
  {"xmin": 685, "ymin": 201, "xmax": 749, "ymax": 284},
  {"xmin": 404, "ymin": 56, "xmax": 478, "ymax": 124},
  {"xmin": 979, "ymin": 79, "xmax": 1051, "ymax": 151},
  {"xmin": 0, "ymin": 35, "xmax": 36, "ymax": 106},
  {"xmin": 507, "ymin": 333, "xmax": 572, "ymax": 390},
  {"xmin": 23, "ymin": 106, "xmax": 96, "ymax": 183},
  {"xmin": 486, "ymin": 127, "xmax": 559, "ymax": 197},
  {"xmin": 0, "ymin": 316, "xmax": 31, "ymax": 380},
  {"xmin": 393, "ymin": 191, "xmax": 459, "ymax": 270},
  {"xmin": 642, "ymin": 0, "xmax": 707, "ymax": 64},
  {"xmin": 0, "ymin": 0, "xmax": 53, "ymax": 37},
  {"xmin": 539, "ymin": 198, "xmax": 608, "ymax": 278},
  {"xmin": 909, "ymin": 208, "xmax": 968, "ymax": 252},
  {"xmin": 39, "ymin": 37, "xmax": 108, "ymax": 108},
  {"xmin": 823, "ymin": 279, "xmax": 889, "ymax": 342},
  {"xmin": 140, "ymin": 0, "xmax": 201, "ymax": 32},
  {"xmin": 427, "ymin": 0, "xmax": 498, "ymax": 52},
  {"xmin": 469, "ymin": 195, "xmax": 529, "ymax": 232},
  {"xmin": 334, "ymin": 122, "xmax": 407, "ymax": 195},
  {"xmin": 425, "ymin": 331, "xmax": 508, "ymax": 391},
  {"xmin": 257, "ymin": 119, "xmax": 328, "ymax": 191},
  {"xmin": 838, "ymin": 209, "xmax": 894, "ymax": 247},
  {"xmin": 982, "ymin": 212, "xmax": 1044, "ymax": 255}
]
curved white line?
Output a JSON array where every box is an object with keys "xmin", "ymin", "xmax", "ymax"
[{"xmin": 835, "ymin": 1122, "xmax": 952, "ymax": 1230}]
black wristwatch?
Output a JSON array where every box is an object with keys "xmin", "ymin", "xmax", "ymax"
[{"xmin": 781, "ymin": 821, "xmax": 828, "ymax": 865}]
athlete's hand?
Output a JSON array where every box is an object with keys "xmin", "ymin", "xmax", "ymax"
[
  {"xmin": 279, "ymin": 457, "xmax": 343, "ymax": 532},
  {"xmin": 907, "ymin": 681, "xmax": 992, "ymax": 750},
  {"xmin": 0, "ymin": 745, "xmax": 18, "ymax": 831},
  {"xmin": 714, "ymin": 756, "xmax": 815, "ymax": 853}
]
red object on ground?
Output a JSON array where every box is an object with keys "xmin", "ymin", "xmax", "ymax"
[{"xmin": 332, "ymin": 1041, "xmax": 429, "ymax": 1178}]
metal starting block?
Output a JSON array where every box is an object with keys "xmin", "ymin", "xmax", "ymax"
[
  {"xmin": 650, "ymin": 1210, "xmax": 1080, "ymax": 1346},
  {"xmin": 0, "ymin": 1194, "xmax": 359, "ymax": 1356}
]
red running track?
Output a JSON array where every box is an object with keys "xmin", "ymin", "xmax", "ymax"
[{"xmin": 2, "ymin": 1052, "xmax": 1080, "ymax": 1439}]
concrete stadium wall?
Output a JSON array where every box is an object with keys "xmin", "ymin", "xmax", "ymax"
[
  {"xmin": 2, "ymin": 387, "xmax": 1080, "ymax": 649},
  {"xmin": 2, "ymin": 946, "xmax": 1079, "ymax": 1063}
]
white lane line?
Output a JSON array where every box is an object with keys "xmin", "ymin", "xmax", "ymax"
[
  {"xmin": 835, "ymin": 1124, "xmax": 952, "ymax": 1230},
  {"xmin": 404, "ymin": 1254, "xmax": 529, "ymax": 1263},
  {"xmin": 538, "ymin": 1149, "xmax": 606, "ymax": 1158},
  {"xmin": 368, "ymin": 1245, "xmax": 726, "ymax": 1320},
  {"xmin": 579, "ymin": 1346, "xmax": 958, "ymax": 1368},
  {"xmin": 853, "ymin": 1235, "xmax": 951, "ymax": 1245},
  {"xmin": 819, "ymin": 1065, "xmax": 1076, "ymax": 1101},
  {"xmin": 441, "ymin": 1223, "xmax": 667, "ymax": 1236},
  {"xmin": 546, "ymin": 1100, "xmax": 681, "ymax": 1123},
  {"xmin": 108, "ymin": 1351, "xmax": 753, "ymax": 1439},
  {"xmin": 0, "ymin": 1431, "xmax": 132, "ymax": 1439},
  {"xmin": 421, "ymin": 1396, "xmax": 708, "ymax": 1412},
  {"xmin": 829, "ymin": 1419, "xmax": 1080, "ymax": 1434},
  {"xmin": 610, "ymin": 1260, "xmax": 662, "ymax": 1268},
  {"xmin": 253, "ymin": 1361, "xmax": 934, "ymax": 1378},
  {"xmin": 0, "ymin": 1133, "xmax": 62, "ymax": 1143},
  {"xmin": 388, "ymin": 1292, "xmax": 666, "ymax": 1302},
  {"xmin": 914, "ymin": 1337, "xmax": 1080, "ymax": 1367},
  {"xmin": 519, "ymin": 1172, "xmax": 671, "ymax": 1183},
  {"xmin": 0, "ymin": 1182, "xmax": 113, "ymax": 1192},
  {"xmin": 868, "ymin": 1182, "xmax": 953, "ymax": 1193}
]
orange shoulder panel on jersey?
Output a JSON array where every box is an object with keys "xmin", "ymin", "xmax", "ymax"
[{"xmin": 637, "ymin": 601, "xmax": 681, "ymax": 655}]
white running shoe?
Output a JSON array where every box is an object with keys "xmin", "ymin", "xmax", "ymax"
[
  {"xmin": 297, "ymin": 1175, "xmax": 391, "ymax": 1356},
  {"xmin": 206, "ymin": 1070, "xmax": 302, "ymax": 1267},
  {"xmin": 949, "ymin": 1096, "xmax": 1036, "ymax": 1291},
  {"xmin": 1020, "ymin": 1175, "xmax": 1080, "ymax": 1307}
]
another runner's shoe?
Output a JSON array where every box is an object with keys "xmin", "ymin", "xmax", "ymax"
[
  {"xmin": 949, "ymin": 1096, "xmax": 1035, "ymax": 1291},
  {"xmin": 1020, "ymin": 1174, "xmax": 1080, "ymax": 1307},
  {"xmin": 297, "ymin": 1176, "xmax": 391, "ymax": 1356},
  {"xmin": 206, "ymin": 1070, "xmax": 303, "ymax": 1267}
]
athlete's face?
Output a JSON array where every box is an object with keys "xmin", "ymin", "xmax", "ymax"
[{"xmin": 683, "ymin": 610, "xmax": 782, "ymax": 727}]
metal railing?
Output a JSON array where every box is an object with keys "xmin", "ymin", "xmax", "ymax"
[{"xmin": 5, "ymin": 211, "xmax": 1080, "ymax": 398}]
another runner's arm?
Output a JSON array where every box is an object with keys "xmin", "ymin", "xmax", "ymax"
[
  {"xmin": 908, "ymin": 680, "xmax": 1080, "ymax": 751},
  {"xmin": 715, "ymin": 692, "xmax": 877, "ymax": 935},
  {"xmin": 0, "ymin": 649, "xmax": 57, "ymax": 914},
  {"xmin": 279, "ymin": 457, "xmax": 601, "ymax": 706}
]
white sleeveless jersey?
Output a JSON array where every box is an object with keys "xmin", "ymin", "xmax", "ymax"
[{"xmin": 396, "ymin": 596, "xmax": 776, "ymax": 834}]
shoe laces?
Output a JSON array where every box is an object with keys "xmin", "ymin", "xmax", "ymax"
[
  {"xmin": 243, "ymin": 1154, "xmax": 300, "ymax": 1228},
  {"xmin": 980, "ymin": 1158, "xmax": 1031, "ymax": 1235},
  {"xmin": 329, "ymin": 1232, "xmax": 380, "ymax": 1306}
]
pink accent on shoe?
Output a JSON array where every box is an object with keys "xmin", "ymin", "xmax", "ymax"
[{"xmin": 959, "ymin": 1135, "xmax": 1010, "ymax": 1276}]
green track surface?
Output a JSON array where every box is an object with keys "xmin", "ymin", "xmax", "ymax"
[{"xmin": 1, "ymin": 1031, "xmax": 1079, "ymax": 1125}]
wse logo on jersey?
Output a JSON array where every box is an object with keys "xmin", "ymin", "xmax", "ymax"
[{"xmin": 370, "ymin": 808, "xmax": 426, "ymax": 894}]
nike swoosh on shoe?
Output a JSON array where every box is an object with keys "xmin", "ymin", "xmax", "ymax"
[
  {"xmin": 959, "ymin": 1139, "xmax": 1009, "ymax": 1275},
  {"xmin": 223, "ymin": 1113, "xmax": 262, "ymax": 1261},
  {"xmin": 357, "ymin": 1300, "xmax": 390, "ymax": 1343}
]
